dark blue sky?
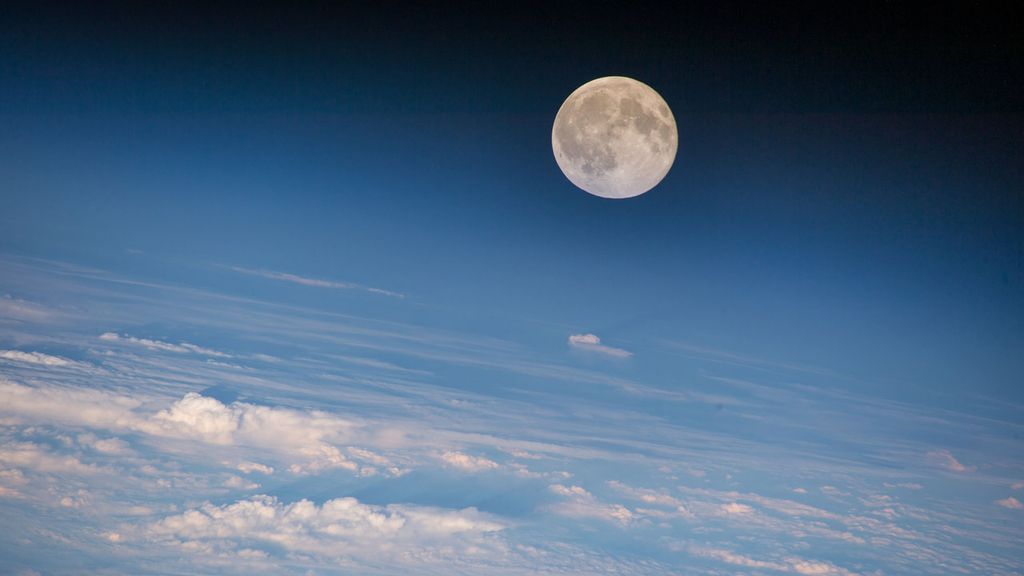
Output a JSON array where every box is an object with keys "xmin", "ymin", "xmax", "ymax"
[{"xmin": 2, "ymin": 2, "xmax": 1022, "ymax": 398}]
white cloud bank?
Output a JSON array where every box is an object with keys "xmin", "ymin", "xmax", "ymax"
[
  {"xmin": 567, "ymin": 334, "xmax": 632, "ymax": 358},
  {"xmin": 0, "ymin": 382, "xmax": 393, "ymax": 476},
  {"xmin": 143, "ymin": 494, "xmax": 504, "ymax": 563}
]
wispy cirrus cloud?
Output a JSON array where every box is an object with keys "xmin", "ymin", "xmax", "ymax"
[
  {"xmin": 660, "ymin": 340, "xmax": 840, "ymax": 378},
  {"xmin": 230, "ymin": 266, "xmax": 404, "ymax": 298},
  {"xmin": 99, "ymin": 332, "xmax": 231, "ymax": 358},
  {"xmin": 0, "ymin": 294, "xmax": 54, "ymax": 322},
  {"xmin": 567, "ymin": 333, "xmax": 632, "ymax": 358}
]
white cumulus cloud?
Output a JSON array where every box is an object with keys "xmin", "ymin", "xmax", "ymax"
[
  {"xmin": 143, "ymin": 494, "xmax": 504, "ymax": 563},
  {"xmin": 440, "ymin": 451, "xmax": 500, "ymax": 472},
  {"xmin": 0, "ymin": 382, "xmax": 385, "ymax": 476}
]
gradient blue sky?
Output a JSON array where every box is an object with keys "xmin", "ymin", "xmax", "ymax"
[{"xmin": 1, "ymin": 3, "xmax": 1022, "ymax": 575}]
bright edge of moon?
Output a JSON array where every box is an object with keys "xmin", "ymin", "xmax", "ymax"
[{"xmin": 552, "ymin": 76, "xmax": 678, "ymax": 199}]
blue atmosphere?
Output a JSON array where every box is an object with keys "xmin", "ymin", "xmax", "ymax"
[{"xmin": 1, "ymin": 3, "xmax": 1022, "ymax": 575}]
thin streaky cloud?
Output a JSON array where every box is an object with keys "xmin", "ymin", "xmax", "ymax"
[
  {"xmin": 0, "ymin": 350, "xmax": 72, "ymax": 367},
  {"xmin": 99, "ymin": 332, "xmax": 230, "ymax": 358},
  {"xmin": 0, "ymin": 294, "xmax": 54, "ymax": 322},
  {"xmin": 661, "ymin": 340, "xmax": 842, "ymax": 378},
  {"xmin": 681, "ymin": 545, "xmax": 858, "ymax": 576},
  {"xmin": 230, "ymin": 266, "xmax": 404, "ymax": 298},
  {"xmin": 568, "ymin": 333, "xmax": 633, "ymax": 358}
]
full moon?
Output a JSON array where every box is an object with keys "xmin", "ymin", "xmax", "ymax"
[{"xmin": 552, "ymin": 76, "xmax": 677, "ymax": 199}]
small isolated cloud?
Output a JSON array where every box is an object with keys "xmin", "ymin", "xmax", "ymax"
[
  {"xmin": 99, "ymin": 333, "xmax": 230, "ymax": 358},
  {"xmin": 926, "ymin": 449, "xmax": 973, "ymax": 473},
  {"xmin": 567, "ymin": 334, "xmax": 632, "ymax": 358},
  {"xmin": 550, "ymin": 484, "xmax": 592, "ymax": 498},
  {"xmin": 1011, "ymin": 482, "xmax": 1024, "ymax": 490},
  {"xmin": 721, "ymin": 502, "xmax": 754, "ymax": 515},
  {"xmin": 230, "ymin": 266, "xmax": 404, "ymax": 298},
  {"xmin": 995, "ymin": 497, "xmax": 1022, "ymax": 510},
  {"xmin": 235, "ymin": 461, "xmax": 274, "ymax": 475},
  {"xmin": 0, "ymin": 350, "xmax": 71, "ymax": 367},
  {"xmin": 440, "ymin": 451, "xmax": 500, "ymax": 473}
]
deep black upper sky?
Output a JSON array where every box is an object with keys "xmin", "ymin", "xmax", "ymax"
[{"xmin": 2, "ymin": 1, "xmax": 1022, "ymax": 114}]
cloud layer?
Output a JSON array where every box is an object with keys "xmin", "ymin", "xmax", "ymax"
[{"xmin": 1, "ymin": 257, "xmax": 1022, "ymax": 576}]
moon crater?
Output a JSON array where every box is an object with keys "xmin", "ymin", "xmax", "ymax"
[{"xmin": 552, "ymin": 77, "xmax": 677, "ymax": 199}]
